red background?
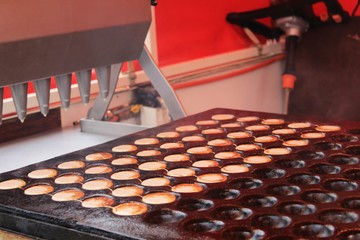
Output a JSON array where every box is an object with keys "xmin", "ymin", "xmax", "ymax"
[{"xmin": 155, "ymin": 0, "xmax": 360, "ymax": 66}]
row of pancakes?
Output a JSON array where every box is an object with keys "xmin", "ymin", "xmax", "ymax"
[
  {"xmin": 0, "ymin": 114, "xmax": 343, "ymax": 216},
  {"xmin": 0, "ymin": 177, "xmax": 173, "ymax": 216}
]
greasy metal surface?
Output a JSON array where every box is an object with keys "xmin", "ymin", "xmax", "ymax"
[
  {"xmin": 0, "ymin": 229, "xmax": 32, "ymax": 240},
  {"xmin": 1, "ymin": 108, "xmax": 360, "ymax": 240}
]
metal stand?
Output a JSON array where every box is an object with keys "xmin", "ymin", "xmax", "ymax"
[{"xmin": 80, "ymin": 45, "xmax": 186, "ymax": 136}]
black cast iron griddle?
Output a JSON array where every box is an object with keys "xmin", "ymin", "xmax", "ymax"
[{"xmin": 0, "ymin": 108, "xmax": 360, "ymax": 240}]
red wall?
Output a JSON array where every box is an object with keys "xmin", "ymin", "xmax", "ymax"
[
  {"xmin": 155, "ymin": 0, "xmax": 359, "ymax": 66},
  {"xmin": 154, "ymin": 0, "xmax": 270, "ymax": 66}
]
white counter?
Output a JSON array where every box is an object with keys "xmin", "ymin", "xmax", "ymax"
[{"xmin": 0, "ymin": 127, "xmax": 117, "ymax": 173}]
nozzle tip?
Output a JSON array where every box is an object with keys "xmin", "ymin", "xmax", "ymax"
[{"xmin": 40, "ymin": 106, "xmax": 49, "ymax": 117}]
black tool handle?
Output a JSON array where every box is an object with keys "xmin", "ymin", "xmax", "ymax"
[
  {"xmin": 226, "ymin": 0, "xmax": 320, "ymax": 23},
  {"xmin": 284, "ymin": 35, "xmax": 298, "ymax": 76},
  {"xmin": 227, "ymin": 19, "xmax": 284, "ymax": 39},
  {"xmin": 282, "ymin": 35, "xmax": 299, "ymax": 89}
]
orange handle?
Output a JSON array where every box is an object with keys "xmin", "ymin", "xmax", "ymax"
[{"xmin": 282, "ymin": 74, "xmax": 297, "ymax": 90}]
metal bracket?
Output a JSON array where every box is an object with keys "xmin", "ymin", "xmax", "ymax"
[
  {"xmin": 139, "ymin": 45, "xmax": 186, "ymax": 120},
  {"xmin": 81, "ymin": 45, "xmax": 186, "ymax": 135},
  {"xmin": 80, "ymin": 118, "xmax": 149, "ymax": 137}
]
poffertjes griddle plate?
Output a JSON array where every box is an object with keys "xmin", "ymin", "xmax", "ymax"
[{"xmin": 0, "ymin": 108, "xmax": 360, "ymax": 240}]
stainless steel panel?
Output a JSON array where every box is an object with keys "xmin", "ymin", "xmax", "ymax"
[{"xmin": 0, "ymin": 0, "xmax": 151, "ymax": 87}]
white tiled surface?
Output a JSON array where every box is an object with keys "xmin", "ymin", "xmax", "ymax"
[{"xmin": 0, "ymin": 127, "xmax": 117, "ymax": 173}]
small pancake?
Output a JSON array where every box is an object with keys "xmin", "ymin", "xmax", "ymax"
[
  {"xmin": 85, "ymin": 166, "xmax": 113, "ymax": 174},
  {"xmin": 264, "ymin": 148, "xmax": 292, "ymax": 155},
  {"xmin": 24, "ymin": 185, "xmax": 54, "ymax": 195},
  {"xmin": 112, "ymin": 202, "xmax": 148, "ymax": 216},
  {"xmin": 141, "ymin": 177, "xmax": 170, "ymax": 187},
  {"xmin": 167, "ymin": 168, "xmax": 196, "ymax": 177},
  {"xmin": 85, "ymin": 152, "xmax": 113, "ymax": 161},
  {"xmin": 138, "ymin": 161, "xmax": 167, "ymax": 171},
  {"xmin": 236, "ymin": 144, "xmax": 261, "ymax": 151},
  {"xmin": 221, "ymin": 164, "xmax": 250, "ymax": 174},
  {"xmin": 112, "ymin": 144, "xmax": 138, "ymax": 153},
  {"xmin": 52, "ymin": 189, "xmax": 85, "ymax": 202},
  {"xmin": 28, "ymin": 169, "xmax": 57, "ymax": 179},
  {"xmin": 214, "ymin": 152, "xmax": 241, "ymax": 160},
  {"xmin": 136, "ymin": 150, "xmax": 162, "ymax": 157},
  {"xmin": 192, "ymin": 160, "xmax": 219, "ymax": 168},
  {"xmin": 57, "ymin": 161, "xmax": 85, "ymax": 170},
  {"xmin": 0, "ymin": 179, "xmax": 26, "ymax": 190},
  {"xmin": 254, "ymin": 135, "xmax": 279, "ymax": 143},
  {"xmin": 272, "ymin": 128, "xmax": 297, "ymax": 135},
  {"xmin": 237, "ymin": 116, "xmax": 260, "ymax": 122},
  {"xmin": 315, "ymin": 125, "xmax": 341, "ymax": 132},
  {"xmin": 288, "ymin": 122, "xmax": 311, "ymax": 129},
  {"xmin": 110, "ymin": 171, "xmax": 140, "ymax": 180},
  {"xmin": 112, "ymin": 186, "xmax": 144, "ymax": 197},
  {"xmin": 82, "ymin": 179, "xmax": 113, "ymax": 190},
  {"xmin": 175, "ymin": 125, "xmax": 198, "ymax": 132},
  {"xmin": 301, "ymin": 132, "xmax": 326, "ymax": 139},
  {"xmin": 182, "ymin": 135, "xmax": 206, "ymax": 142},
  {"xmin": 211, "ymin": 114, "xmax": 235, "ymax": 121},
  {"xmin": 111, "ymin": 157, "xmax": 138, "ymax": 166},
  {"xmin": 195, "ymin": 120, "xmax": 218, "ymax": 126},
  {"xmin": 142, "ymin": 192, "xmax": 177, "ymax": 205},
  {"xmin": 55, "ymin": 174, "xmax": 84, "ymax": 184},
  {"xmin": 134, "ymin": 138, "xmax": 159, "ymax": 146},
  {"xmin": 164, "ymin": 154, "xmax": 190, "ymax": 162},
  {"xmin": 243, "ymin": 156, "xmax": 272, "ymax": 164},
  {"xmin": 197, "ymin": 173, "xmax": 227, "ymax": 183},
  {"xmin": 283, "ymin": 140, "xmax": 309, "ymax": 147},
  {"xmin": 82, "ymin": 196, "xmax": 114, "ymax": 208},
  {"xmin": 208, "ymin": 139, "xmax": 233, "ymax": 147},
  {"xmin": 156, "ymin": 131, "xmax": 180, "ymax": 139},
  {"xmin": 187, "ymin": 146, "xmax": 213, "ymax": 155},
  {"xmin": 227, "ymin": 131, "xmax": 252, "ymax": 139},
  {"xmin": 245, "ymin": 125, "xmax": 270, "ymax": 131},
  {"xmin": 261, "ymin": 118, "xmax": 285, "ymax": 125},
  {"xmin": 201, "ymin": 128, "xmax": 224, "ymax": 135},
  {"xmin": 172, "ymin": 183, "xmax": 203, "ymax": 193},
  {"xmin": 160, "ymin": 142, "xmax": 185, "ymax": 149},
  {"xmin": 221, "ymin": 123, "xmax": 242, "ymax": 128}
]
